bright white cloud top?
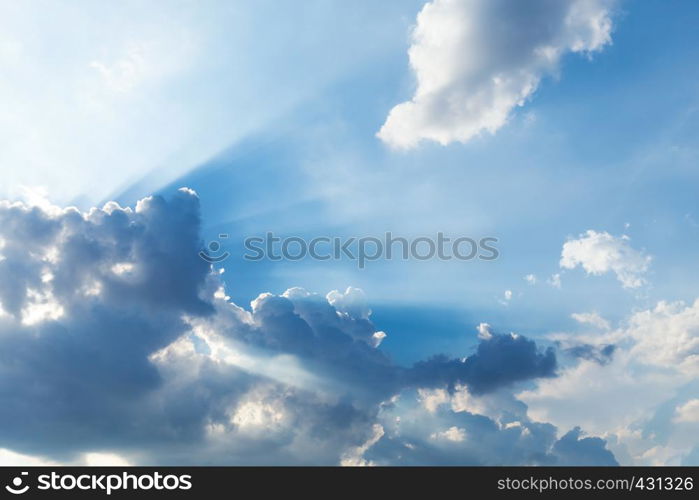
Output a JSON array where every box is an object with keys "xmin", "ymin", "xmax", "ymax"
[
  {"xmin": 560, "ymin": 230, "xmax": 651, "ymax": 289},
  {"xmin": 378, "ymin": 0, "xmax": 616, "ymax": 148}
]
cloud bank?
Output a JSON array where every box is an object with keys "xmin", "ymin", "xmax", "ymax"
[
  {"xmin": 0, "ymin": 190, "xmax": 617, "ymax": 465},
  {"xmin": 378, "ymin": 0, "xmax": 616, "ymax": 148}
]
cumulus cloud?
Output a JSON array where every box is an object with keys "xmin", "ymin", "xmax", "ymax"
[
  {"xmin": 0, "ymin": 188, "xmax": 214, "ymax": 459},
  {"xmin": 521, "ymin": 299, "xmax": 699, "ymax": 464},
  {"xmin": 362, "ymin": 386, "xmax": 617, "ymax": 466},
  {"xmin": 625, "ymin": 300, "xmax": 699, "ymax": 375},
  {"xmin": 560, "ymin": 230, "xmax": 651, "ymax": 289},
  {"xmin": 0, "ymin": 191, "xmax": 614, "ymax": 465},
  {"xmin": 378, "ymin": 0, "xmax": 616, "ymax": 148}
]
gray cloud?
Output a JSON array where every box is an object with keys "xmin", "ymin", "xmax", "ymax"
[
  {"xmin": 408, "ymin": 332, "xmax": 557, "ymax": 394},
  {"xmin": 364, "ymin": 395, "xmax": 617, "ymax": 466},
  {"xmin": 552, "ymin": 427, "xmax": 618, "ymax": 466},
  {"xmin": 564, "ymin": 343, "xmax": 616, "ymax": 365}
]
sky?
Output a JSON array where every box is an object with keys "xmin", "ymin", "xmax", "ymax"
[{"xmin": 0, "ymin": 0, "xmax": 698, "ymax": 466}]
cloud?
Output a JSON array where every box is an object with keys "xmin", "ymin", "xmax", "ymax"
[
  {"xmin": 626, "ymin": 300, "xmax": 699, "ymax": 375},
  {"xmin": 560, "ymin": 230, "xmax": 651, "ymax": 289},
  {"xmin": 552, "ymin": 427, "xmax": 618, "ymax": 466},
  {"xmin": 0, "ymin": 188, "xmax": 214, "ymax": 458},
  {"xmin": 0, "ymin": 191, "xmax": 615, "ymax": 465},
  {"xmin": 362, "ymin": 386, "xmax": 617, "ymax": 466},
  {"xmin": 674, "ymin": 399, "xmax": 699, "ymax": 424},
  {"xmin": 408, "ymin": 331, "xmax": 557, "ymax": 394},
  {"xmin": 521, "ymin": 299, "xmax": 699, "ymax": 464},
  {"xmin": 548, "ymin": 273, "xmax": 562, "ymax": 289},
  {"xmin": 572, "ymin": 311, "xmax": 611, "ymax": 330},
  {"xmin": 378, "ymin": 0, "xmax": 616, "ymax": 148},
  {"xmin": 340, "ymin": 424, "xmax": 385, "ymax": 466},
  {"xmin": 431, "ymin": 426, "xmax": 467, "ymax": 442},
  {"xmin": 476, "ymin": 322, "xmax": 492, "ymax": 340},
  {"xmin": 564, "ymin": 343, "xmax": 616, "ymax": 365}
]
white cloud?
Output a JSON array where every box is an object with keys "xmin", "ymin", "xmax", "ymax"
[
  {"xmin": 372, "ymin": 331, "xmax": 387, "ymax": 347},
  {"xmin": 378, "ymin": 0, "xmax": 616, "ymax": 148},
  {"xmin": 0, "ymin": 448, "xmax": 56, "ymax": 467},
  {"xmin": 327, "ymin": 286, "xmax": 372, "ymax": 320},
  {"xmin": 560, "ymin": 230, "xmax": 651, "ymax": 289},
  {"xmin": 418, "ymin": 387, "xmax": 451, "ymax": 413},
  {"xmin": 84, "ymin": 452, "xmax": 131, "ymax": 467},
  {"xmin": 571, "ymin": 311, "xmax": 610, "ymax": 330},
  {"xmin": 524, "ymin": 274, "xmax": 537, "ymax": 285},
  {"xmin": 476, "ymin": 322, "xmax": 492, "ymax": 340},
  {"xmin": 431, "ymin": 426, "xmax": 466, "ymax": 442},
  {"xmin": 674, "ymin": 399, "xmax": 699, "ymax": 424},
  {"xmin": 21, "ymin": 288, "xmax": 64, "ymax": 325},
  {"xmin": 548, "ymin": 273, "xmax": 562, "ymax": 289},
  {"xmin": 521, "ymin": 299, "xmax": 699, "ymax": 464},
  {"xmin": 626, "ymin": 300, "xmax": 699, "ymax": 375},
  {"xmin": 340, "ymin": 424, "xmax": 385, "ymax": 466},
  {"xmin": 0, "ymin": 449, "xmax": 130, "ymax": 466},
  {"xmin": 230, "ymin": 390, "xmax": 288, "ymax": 434}
]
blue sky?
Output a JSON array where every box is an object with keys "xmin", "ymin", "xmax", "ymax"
[
  {"xmin": 137, "ymin": 0, "xmax": 699, "ymax": 359},
  {"xmin": 0, "ymin": 0, "xmax": 698, "ymax": 466}
]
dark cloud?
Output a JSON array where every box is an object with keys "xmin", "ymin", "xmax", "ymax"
[
  {"xmin": 408, "ymin": 332, "xmax": 557, "ymax": 394},
  {"xmin": 552, "ymin": 427, "xmax": 618, "ymax": 466},
  {"xmin": 565, "ymin": 344, "xmax": 616, "ymax": 365},
  {"xmin": 0, "ymin": 189, "xmax": 213, "ymax": 458}
]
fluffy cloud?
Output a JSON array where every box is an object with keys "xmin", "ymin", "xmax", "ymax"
[
  {"xmin": 378, "ymin": 0, "xmax": 616, "ymax": 148},
  {"xmin": 521, "ymin": 299, "xmax": 699, "ymax": 465},
  {"xmin": 674, "ymin": 400, "xmax": 699, "ymax": 424},
  {"xmin": 363, "ymin": 386, "xmax": 617, "ymax": 466},
  {"xmin": 0, "ymin": 191, "xmax": 615, "ymax": 465},
  {"xmin": 560, "ymin": 230, "xmax": 651, "ymax": 288},
  {"xmin": 0, "ymin": 189, "xmax": 213, "ymax": 458},
  {"xmin": 625, "ymin": 300, "xmax": 699, "ymax": 375}
]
